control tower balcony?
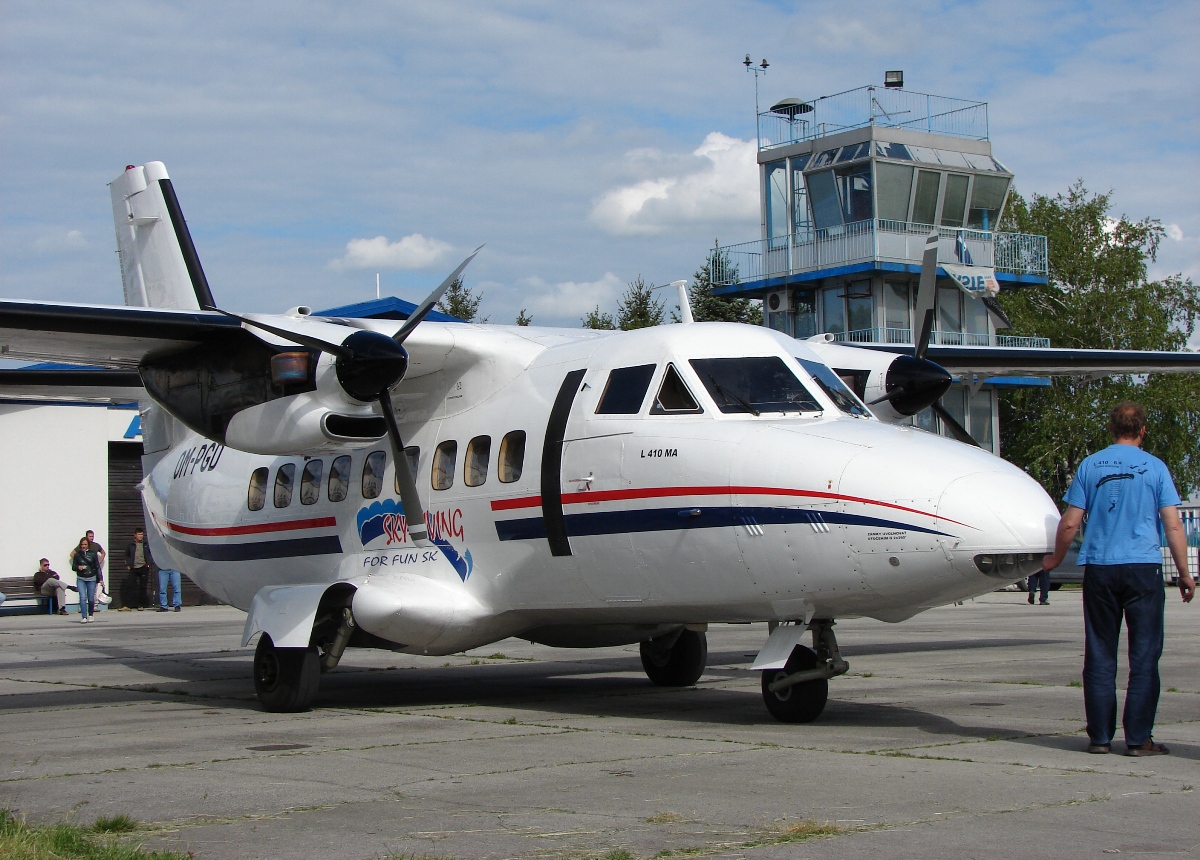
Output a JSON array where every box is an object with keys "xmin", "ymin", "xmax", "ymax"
[{"xmin": 711, "ymin": 219, "xmax": 1048, "ymax": 293}]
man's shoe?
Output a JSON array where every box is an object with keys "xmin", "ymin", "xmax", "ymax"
[
  {"xmin": 117, "ymin": 606, "xmax": 131, "ymax": 612},
  {"xmin": 58, "ymin": 608, "xmax": 68, "ymax": 616},
  {"xmin": 1087, "ymin": 743, "xmax": 1110, "ymax": 754},
  {"xmin": 136, "ymin": 607, "xmax": 144, "ymax": 611},
  {"xmin": 1126, "ymin": 740, "xmax": 1169, "ymax": 757},
  {"xmin": 174, "ymin": 606, "xmax": 181, "ymax": 612},
  {"xmin": 1039, "ymin": 600, "xmax": 1049, "ymax": 605},
  {"xmin": 1027, "ymin": 593, "xmax": 1035, "ymax": 604},
  {"xmin": 156, "ymin": 606, "xmax": 168, "ymax": 612}
]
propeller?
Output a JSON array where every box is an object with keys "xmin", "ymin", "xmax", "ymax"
[
  {"xmin": 218, "ymin": 246, "xmax": 484, "ymax": 541},
  {"xmin": 868, "ymin": 231, "xmax": 979, "ymax": 447}
]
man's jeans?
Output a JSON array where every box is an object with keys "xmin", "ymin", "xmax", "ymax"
[
  {"xmin": 1027, "ymin": 569, "xmax": 1050, "ymax": 602},
  {"xmin": 1082, "ymin": 563, "xmax": 1165, "ymax": 746},
  {"xmin": 158, "ymin": 569, "xmax": 182, "ymax": 609}
]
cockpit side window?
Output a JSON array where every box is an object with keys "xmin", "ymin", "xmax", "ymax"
[
  {"xmin": 596, "ymin": 364, "xmax": 656, "ymax": 414},
  {"xmin": 689, "ymin": 357, "xmax": 822, "ymax": 415},
  {"xmin": 362, "ymin": 450, "xmax": 386, "ymax": 499},
  {"xmin": 274, "ymin": 463, "xmax": 296, "ymax": 508},
  {"xmin": 247, "ymin": 467, "xmax": 268, "ymax": 511},
  {"xmin": 650, "ymin": 364, "xmax": 703, "ymax": 414},
  {"xmin": 795, "ymin": 358, "xmax": 872, "ymax": 417},
  {"xmin": 300, "ymin": 459, "xmax": 323, "ymax": 505}
]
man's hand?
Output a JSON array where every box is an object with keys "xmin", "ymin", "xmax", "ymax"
[{"xmin": 1179, "ymin": 573, "xmax": 1196, "ymax": 604}]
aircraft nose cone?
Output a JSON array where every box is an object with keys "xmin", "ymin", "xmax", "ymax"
[{"xmin": 937, "ymin": 469, "xmax": 1058, "ymax": 553}]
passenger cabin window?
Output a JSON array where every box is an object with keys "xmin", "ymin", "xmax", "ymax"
[
  {"xmin": 247, "ymin": 467, "xmax": 268, "ymax": 511},
  {"xmin": 393, "ymin": 446, "xmax": 420, "ymax": 494},
  {"xmin": 432, "ymin": 440, "xmax": 457, "ymax": 490},
  {"xmin": 465, "ymin": 436, "xmax": 491, "ymax": 487},
  {"xmin": 690, "ymin": 357, "xmax": 821, "ymax": 415},
  {"xmin": 498, "ymin": 431, "xmax": 526, "ymax": 483},
  {"xmin": 795, "ymin": 358, "xmax": 871, "ymax": 418},
  {"xmin": 650, "ymin": 364, "xmax": 702, "ymax": 414},
  {"xmin": 362, "ymin": 450, "xmax": 386, "ymax": 499},
  {"xmin": 300, "ymin": 459, "xmax": 323, "ymax": 505},
  {"xmin": 274, "ymin": 463, "xmax": 296, "ymax": 508},
  {"xmin": 328, "ymin": 455, "xmax": 351, "ymax": 502},
  {"xmin": 596, "ymin": 364, "xmax": 655, "ymax": 414}
]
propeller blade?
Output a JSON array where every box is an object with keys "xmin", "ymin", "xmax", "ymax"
[
  {"xmin": 393, "ymin": 245, "xmax": 485, "ymax": 345},
  {"xmin": 377, "ymin": 387, "xmax": 428, "ymax": 543},
  {"xmin": 212, "ymin": 309, "xmax": 353, "ymax": 359},
  {"xmin": 931, "ymin": 400, "xmax": 980, "ymax": 447},
  {"xmin": 868, "ymin": 388, "xmax": 906, "ymax": 407},
  {"xmin": 913, "ymin": 230, "xmax": 939, "ymax": 361}
]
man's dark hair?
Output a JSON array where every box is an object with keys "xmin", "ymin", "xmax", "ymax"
[
  {"xmin": 39, "ymin": 558, "xmax": 49, "ymax": 564},
  {"xmin": 134, "ymin": 527, "xmax": 144, "ymax": 535},
  {"xmin": 1109, "ymin": 401, "xmax": 1146, "ymax": 440}
]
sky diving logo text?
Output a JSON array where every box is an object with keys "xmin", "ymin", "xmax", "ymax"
[{"xmin": 356, "ymin": 499, "xmax": 473, "ymax": 581}]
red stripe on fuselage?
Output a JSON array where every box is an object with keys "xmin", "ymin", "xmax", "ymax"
[
  {"xmin": 490, "ymin": 485, "xmax": 970, "ymax": 528},
  {"xmin": 160, "ymin": 516, "xmax": 337, "ymax": 537}
]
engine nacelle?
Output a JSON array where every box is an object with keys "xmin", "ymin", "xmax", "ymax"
[
  {"xmin": 351, "ymin": 571, "xmax": 491, "ymax": 655},
  {"xmin": 805, "ymin": 338, "xmax": 953, "ymax": 424}
]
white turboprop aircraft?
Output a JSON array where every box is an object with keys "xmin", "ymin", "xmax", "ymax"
[{"xmin": 3, "ymin": 163, "xmax": 1199, "ymax": 720}]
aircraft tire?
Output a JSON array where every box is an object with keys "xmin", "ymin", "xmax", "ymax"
[
  {"xmin": 254, "ymin": 633, "xmax": 320, "ymax": 712},
  {"xmin": 640, "ymin": 629, "xmax": 707, "ymax": 686},
  {"xmin": 761, "ymin": 644, "xmax": 828, "ymax": 723}
]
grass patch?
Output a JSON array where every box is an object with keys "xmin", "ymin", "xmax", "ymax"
[
  {"xmin": 92, "ymin": 815, "xmax": 138, "ymax": 834},
  {"xmin": 644, "ymin": 811, "xmax": 686, "ymax": 824},
  {"xmin": 502, "ymin": 717, "xmax": 518, "ymax": 725},
  {"xmin": 1, "ymin": 811, "xmax": 186, "ymax": 859},
  {"xmin": 1068, "ymin": 680, "xmax": 1082, "ymax": 688}
]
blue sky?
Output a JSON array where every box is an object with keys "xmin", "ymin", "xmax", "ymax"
[{"xmin": 2, "ymin": 1, "xmax": 1196, "ymax": 327}]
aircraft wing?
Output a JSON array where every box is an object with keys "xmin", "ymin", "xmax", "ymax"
[
  {"xmin": 0, "ymin": 367, "xmax": 145, "ymax": 403},
  {"xmin": 855, "ymin": 344, "xmax": 1200, "ymax": 377},
  {"xmin": 0, "ymin": 300, "xmax": 245, "ymax": 368}
]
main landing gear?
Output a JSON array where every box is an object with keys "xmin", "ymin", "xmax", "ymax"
[
  {"xmin": 760, "ymin": 619, "xmax": 848, "ymax": 723},
  {"xmin": 254, "ymin": 633, "xmax": 320, "ymax": 713},
  {"xmin": 640, "ymin": 627, "xmax": 707, "ymax": 687}
]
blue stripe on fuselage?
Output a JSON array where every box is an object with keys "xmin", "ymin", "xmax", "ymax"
[
  {"xmin": 161, "ymin": 533, "xmax": 343, "ymax": 561},
  {"xmin": 493, "ymin": 506, "xmax": 952, "ymax": 542}
]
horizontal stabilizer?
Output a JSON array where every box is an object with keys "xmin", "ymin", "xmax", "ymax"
[{"xmin": 852, "ymin": 343, "xmax": 1200, "ymax": 377}]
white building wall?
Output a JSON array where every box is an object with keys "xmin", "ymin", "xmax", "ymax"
[{"xmin": 0, "ymin": 404, "xmax": 112, "ymax": 581}]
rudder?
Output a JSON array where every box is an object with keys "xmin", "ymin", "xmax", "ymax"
[{"xmin": 109, "ymin": 162, "xmax": 215, "ymax": 310}]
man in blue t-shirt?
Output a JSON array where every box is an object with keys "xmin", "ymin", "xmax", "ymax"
[{"xmin": 1040, "ymin": 402, "xmax": 1195, "ymax": 757}]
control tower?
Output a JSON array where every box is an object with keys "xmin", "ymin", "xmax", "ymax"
[{"xmin": 711, "ymin": 77, "xmax": 1050, "ymax": 449}]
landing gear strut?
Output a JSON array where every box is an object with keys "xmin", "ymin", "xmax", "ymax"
[
  {"xmin": 640, "ymin": 628, "xmax": 707, "ymax": 687},
  {"xmin": 254, "ymin": 632, "xmax": 320, "ymax": 712},
  {"xmin": 760, "ymin": 619, "xmax": 848, "ymax": 723}
]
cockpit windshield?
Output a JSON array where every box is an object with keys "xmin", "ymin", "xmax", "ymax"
[
  {"xmin": 795, "ymin": 358, "xmax": 872, "ymax": 418},
  {"xmin": 689, "ymin": 357, "xmax": 821, "ymax": 415}
]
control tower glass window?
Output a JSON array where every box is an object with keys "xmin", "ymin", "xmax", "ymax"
[
  {"xmin": 884, "ymin": 281, "xmax": 912, "ymax": 341},
  {"xmin": 912, "ymin": 170, "xmax": 941, "ymax": 226},
  {"xmin": 794, "ymin": 290, "xmax": 817, "ymax": 339},
  {"xmin": 938, "ymin": 285, "xmax": 962, "ymax": 341},
  {"xmin": 807, "ymin": 169, "xmax": 842, "ymax": 230},
  {"xmin": 765, "ymin": 161, "xmax": 788, "ymax": 246},
  {"xmin": 845, "ymin": 281, "xmax": 873, "ymax": 334},
  {"xmin": 967, "ymin": 175, "xmax": 1010, "ymax": 230},
  {"xmin": 790, "ymin": 154, "xmax": 811, "ymax": 235},
  {"xmin": 940, "ymin": 174, "xmax": 970, "ymax": 228},
  {"xmin": 821, "ymin": 286, "xmax": 845, "ymax": 336},
  {"xmin": 835, "ymin": 164, "xmax": 872, "ymax": 222},
  {"xmin": 875, "ymin": 163, "xmax": 914, "ymax": 222}
]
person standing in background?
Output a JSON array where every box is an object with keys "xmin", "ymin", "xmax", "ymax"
[
  {"xmin": 123, "ymin": 528, "xmax": 154, "ymax": 611},
  {"xmin": 72, "ymin": 536, "xmax": 101, "ymax": 623}
]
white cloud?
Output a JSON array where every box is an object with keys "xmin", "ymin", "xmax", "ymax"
[
  {"xmin": 33, "ymin": 229, "xmax": 87, "ymax": 254},
  {"xmin": 591, "ymin": 132, "xmax": 758, "ymax": 236},
  {"xmin": 330, "ymin": 233, "xmax": 452, "ymax": 270},
  {"xmin": 516, "ymin": 272, "xmax": 624, "ymax": 322},
  {"xmin": 1166, "ymin": 224, "xmax": 1184, "ymax": 242}
]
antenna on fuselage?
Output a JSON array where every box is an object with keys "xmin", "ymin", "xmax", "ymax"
[{"xmin": 654, "ymin": 279, "xmax": 693, "ymax": 324}]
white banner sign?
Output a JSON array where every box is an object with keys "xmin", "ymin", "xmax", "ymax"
[{"xmin": 943, "ymin": 263, "xmax": 1000, "ymax": 298}]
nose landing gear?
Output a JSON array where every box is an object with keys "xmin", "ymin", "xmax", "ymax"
[{"xmin": 760, "ymin": 619, "xmax": 848, "ymax": 723}]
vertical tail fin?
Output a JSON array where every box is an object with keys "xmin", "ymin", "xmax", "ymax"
[{"xmin": 109, "ymin": 162, "xmax": 215, "ymax": 310}]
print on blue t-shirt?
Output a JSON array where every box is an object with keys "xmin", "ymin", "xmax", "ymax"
[{"xmin": 1063, "ymin": 444, "xmax": 1180, "ymax": 565}]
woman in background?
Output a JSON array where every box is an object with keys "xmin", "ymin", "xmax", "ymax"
[{"xmin": 72, "ymin": 536, "xmax": 100, "ymax": 623}]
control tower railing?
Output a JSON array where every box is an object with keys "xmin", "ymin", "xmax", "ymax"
[
  {"xmin": 710, "ymin": 220, "xmax": 1048, "ymax": 286},
  {"xmin": 758, "ymin": 86, "xmax": 988, "ymax": 150}
]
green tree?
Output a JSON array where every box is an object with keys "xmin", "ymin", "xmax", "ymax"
[
  {"xmin": 680, "ymin": 240, "xmax": 761, "ymax": 324},
  {"xmin": 515, "ymin": 308, "xmax": 532, "ymax": 326},
  {"xmin": 582, "ymin": 305, "xmax": 616, "ymax": 330},
  {"xmin": 616, "ymin": 276, "xmax": 665, "ymax": 330},
  {"xmin": 997, "ymin": 182, "xmax": 1200, "ymax": 501},
  {"xmin": 436, "ymin": 277, "xmax": 487, "ymax": 322}
]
